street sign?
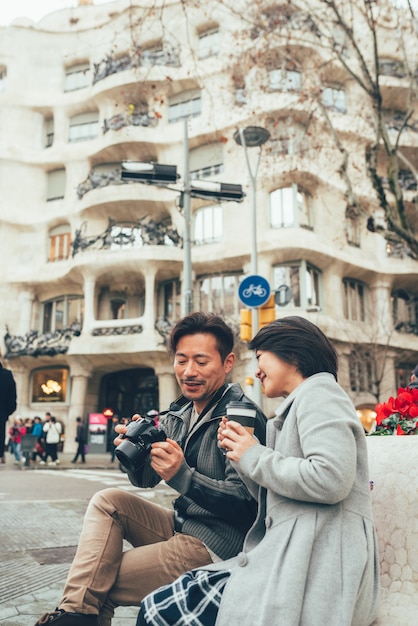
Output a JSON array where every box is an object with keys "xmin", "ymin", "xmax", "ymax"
[{"xmin": 239, "ymin": 275, "xmax": 271, "ymax": 308}]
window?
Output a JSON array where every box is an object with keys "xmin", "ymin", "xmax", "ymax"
[
  {"xmin": 45, "ymin": 117, "xmax": 54, "ymax": 148},
  {"xmin": 69, "ymin": 112, "xmax": 99, "ymax": 142},
  {"xmin": 273, "ymin": 261, "xmax": 321, "ymax": 310},
  {"xmin": 349, "ymin": 351, "xmax": 375, "ymax": 393},
  {"xmin": 322, "ymin": 86, "xmax": 347, "ymax": 113},
  {"xmin": 0, "ymin": 66, "xmax": 6, "ymax": 92},
  {"xmin": 269, "ymin": 68, "xmax": 301, "ymax": 91},
  {"xmin": 42, "ymin": 295, "xmax": 84, "ymax": 333},
  {"xmin": 168, "ymin": 90, "xmax": 201, "ymax": 123},
  {"xmin": 268, "ymin": 118, "xmax": 308, "ymax": 156},
  {"xmin": 392, "ymin": 289, "xmax": 418, "ymax": 333},
  {"xmin": 194, "ymin": 205, "xmax": 222, "ymax": 245},
  {"xmin": 49, "ymin": 225, "xmax": 71, "ymax": 261},
  {"xmin": 270, "ymin": 186, "xmax": 313, "ymax": 229},
  {"xmin": 47, "ymin": 169, "xmax": 66, "ymax": 201},
  {"xmin": 198, "ymin": 28, "xmax": 220, "ymax": 59},
  {"xmin": 199, "ymin": 274, "xmax": 242, "ymax": 315},
  {"xmin": 64, "ymin": 62, "xmax": 90, "ymax": 92},
  {"xmin": 190, "ymin": 143, "xmax": 224, "ymax": 179},
  {"xmin": 343, "ymin": 278, "xmax": 367, "ymax": 321},
  {"xmin": 31, "ymin": 367, "xmax": 68, "ymax": 403},
  {"xmin": 158, "ymin": 279, "xmax": 181, "ymax": 322}
]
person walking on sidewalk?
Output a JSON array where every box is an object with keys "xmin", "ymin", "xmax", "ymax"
[
  {"xmin": 43, "ymin": 416, "xmax": 62, "ymax": 466},
  {"xmin": 72, "ymin": 417, "xmax": 87, "ymax": 464},
  {"xmin": 0, "ymin": 359, "xmax": 17, "ymax": 464},
  {"xmin": 34, "ymin": 311, "xmax": 267, "ymax": 626}
]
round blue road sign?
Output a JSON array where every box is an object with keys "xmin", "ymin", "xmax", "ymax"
[{"xmin": 239, "ymin": 275, "xmax": 271, "ymax": 308}]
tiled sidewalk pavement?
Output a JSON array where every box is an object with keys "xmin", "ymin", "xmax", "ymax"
[
  {"xmin": 0, "ymin": 455, "xmax": 177, "ymax": 625},
  {"xmin": 0, "ymin": 500, "xmax": 140, "ymax": 625}
]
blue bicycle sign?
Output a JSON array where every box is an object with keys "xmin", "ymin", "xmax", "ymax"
[{"xmin": 239, "ymin": 275, "xmax": 271, "ymax": 307}]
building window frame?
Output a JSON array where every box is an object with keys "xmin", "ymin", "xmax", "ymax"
[
  {"xmin": 168, "ymin": 90, "xmax": 202, "ymax": 123},
  {"xmin": 31, "ymin": 367, "xmax": 69, "ymax": 404},
  {"xmin": 42, "ymin": 295, "xmax": 84, "ymax": 333},
  {"xmin": 322, "ymin": 85, "xmax": 347, "ymax": 113},
  {"xmin": 194, "ymin": 205, "xmax": 222, "ymax": 245},
  {"xmin": 64, "ymin": 62, "xmax": 91, "ymax": 92},
  {"xmin": 268, "ymin": 68, "xmax": 302, "ymax": 92},
  {"xmin": 270, "ymin": 185, "xmax": 313, "ymax": 229},
  {"xmin": 47, "ymin": 169, "xmax": 66, "ymax": 201},
  {"xmin": 349, "ymin": 351, "xmax": 375, "ymax": 393},
  {"xmin": 343, "ymin": 278, "xmax": 367, "ymax": 321},
  {"xmin": 273, "ymin": 260, "xmax": 322, "ymax": 310},
  {"xmin": 197, "ymin": 28, "xmax": 220, "ymax": 59},
  {"xmin": 49, "ymin": 225, "xmax": 72, "ymax": 261},
  {"xmin": 198, "ymin": 273, "xmax": 242, "ymax": 316},
  {"xmin": 69, "ymin": 112, "xmax": 100, "ymax": 142}
]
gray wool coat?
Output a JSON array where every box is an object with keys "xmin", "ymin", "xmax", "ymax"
[{"xmin": 206, "ymin": 372, "xmax": 380, "ymax": 626}]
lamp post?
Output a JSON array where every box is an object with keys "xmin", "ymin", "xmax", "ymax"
[{"xmin": 233, "ymin": 125, "xmax": 270, "ymax": 406}]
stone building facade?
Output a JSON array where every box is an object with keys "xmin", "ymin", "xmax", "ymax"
[{"xmin": 0, "ymin": 0, "xmax": 417, "ymax": 451}]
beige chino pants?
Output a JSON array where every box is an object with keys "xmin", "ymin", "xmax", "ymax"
[{"xmin": 60, "ymin": 488, "xmax": 212, "ymax": 626}]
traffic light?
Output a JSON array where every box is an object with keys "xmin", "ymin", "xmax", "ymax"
[
  {"xmin": 259, "ymin": 294, "xmax": 276, "ymax": 328},
  {"xmin": 240, "ymin": 309, "xmax": 252, "ymax": 342},
  {"xmin": 121, "ymin": 162, "xmax": 179, "ymax": 184}
]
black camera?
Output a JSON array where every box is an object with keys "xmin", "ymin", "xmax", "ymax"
[{"xmin": 115, "ymin": 417, "xmax": 166, "ymax": 472}]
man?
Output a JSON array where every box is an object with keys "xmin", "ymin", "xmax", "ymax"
[
  {"xmin": 35, "ymin": 312, "xmax": 267, "ymax": 626},
  {"xmin": 0, "ymin": 359, "xmax": 17, "ymax": 464},
  {"xmin": 71, "ymin": 417, "xmax": 87, "ymax": 464},
  {"xmin": 409, "ymin": 364, "xmax": 418, "ymax": 389}
]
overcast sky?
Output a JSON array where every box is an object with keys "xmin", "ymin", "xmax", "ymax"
[{"xmin": 0, "ymin": 1, "xmax": 112, "ymax": 27}]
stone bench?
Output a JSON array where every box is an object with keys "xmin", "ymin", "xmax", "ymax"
[{"xmin": 367, "ymin": 437, "xmax": 418, "ymax": 626}]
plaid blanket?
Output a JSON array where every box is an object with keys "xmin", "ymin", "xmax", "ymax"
[{"xmin": 138, "ymin": 569, "xmax": 232, "ymax": 626}]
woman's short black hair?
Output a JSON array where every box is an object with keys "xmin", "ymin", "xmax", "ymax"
[
  {"xmin": 168, "ymin": 312, "xmax": 234, "ymax": 362},
  {"xmin": 248, "ymin": 315, "xmax": 338, "ymax": 379}
]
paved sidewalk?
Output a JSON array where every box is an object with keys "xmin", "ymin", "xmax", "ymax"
[{"xmin": 0, "ymin": 452, "xmax": 175, "ymax": 626}]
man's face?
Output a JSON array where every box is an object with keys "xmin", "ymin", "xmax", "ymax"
[{"xmin": 173, "ymin": 333, "xmax": 235, "ymax": 414}]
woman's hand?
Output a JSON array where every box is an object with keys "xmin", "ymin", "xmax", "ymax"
[{"xmin": 218, "ymin": 416, "xmax": 257, "ymax": 462}]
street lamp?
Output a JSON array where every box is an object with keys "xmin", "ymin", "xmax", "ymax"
[{"xmin": 233, "ymin": 125, "xmax": 270, "ymax": 406}]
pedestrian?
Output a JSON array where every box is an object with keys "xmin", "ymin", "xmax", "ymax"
[
  {"xmin": 409, "ymin": 364, "xmax": 418, "ymax": 388},
  {"xmin": 137, "ymin": 316, "xmax": 380, "ymax": 626},
  {"xmin": 8, "ymin": 417, "xmax": 25, "ymax": 464},
  {"xmin": 72, "ymin": 417, "xmax": 87, "ymax": 464},
  {"xmin": 34, "ymin": 312, "xmax": 267, "ymax": 626},
  {"xmin": 0, "ymin": 358, "xmax": 17, "ymax": 464},
  {"xmin": 43, "ymin": 415, "xmax": 62, "ymax": 466},
  {"xmin": 31, "ymin": 416, "xmax": 46, "ymax": 464}
]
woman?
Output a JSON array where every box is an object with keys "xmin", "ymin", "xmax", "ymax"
[{"xmin": 137, "ymin": 316, "xmax": 380, "ymax": 626}]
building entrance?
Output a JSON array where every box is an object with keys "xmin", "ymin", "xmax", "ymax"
[{"xmin": 99, "ymin": 367, "xmax": 159, "ymax": 452}]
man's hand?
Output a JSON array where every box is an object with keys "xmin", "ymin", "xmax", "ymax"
[
  {"xmin": 113, "ymin": 413, "xmax": 141, "ymax": 446},
  {"xmin": 218, "ymin": 416, "xmax": 257, "ymax": 462},
  {"xmin": 149, "ymin": 438, "xmax": 184, "ymax": 481}
]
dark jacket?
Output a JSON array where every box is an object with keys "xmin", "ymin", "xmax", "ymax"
[
  {"xmin": 0, "ymin": 364, "xmax": 17, "ymax": 420},
  {"xmin": 126, "ymin": 382, "xmax": 267, "ymax": 560}
]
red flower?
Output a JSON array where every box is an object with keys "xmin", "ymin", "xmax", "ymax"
[{"xmin": 396, "ymin": 424, "xmax": 406, "ymax": 435}]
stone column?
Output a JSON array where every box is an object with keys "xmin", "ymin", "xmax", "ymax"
[
  {"xmin": 65, "ymin": 363, "xmax": 91, "ymax": 454},
  {"xmin": 143, "ymin": 269, "xmax": 156, "ymax": 333},
  {"xmin": 82, "ymin": 274, "xmax": 96, "ymax": 334},
  {"xmin": 157, "ymin": 371, "xmax": 179, "ymax": 411}
]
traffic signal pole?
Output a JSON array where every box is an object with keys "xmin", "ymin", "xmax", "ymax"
[{"xmin": 182, "ymin": 118, "xmax": 193, "ymax": 316}]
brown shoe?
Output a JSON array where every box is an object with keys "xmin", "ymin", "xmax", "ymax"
[
  {"xmin": 0, "ymin": 457, "xmax": 5, "ymax": 464},
  {"xmin": 34, "ymin": 608, "xmax": 99, "ymax": 625}
]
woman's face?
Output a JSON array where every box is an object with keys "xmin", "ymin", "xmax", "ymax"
[{"xmin": 255, "ymin": 350, "xmax": 305, "ymax": 398}]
